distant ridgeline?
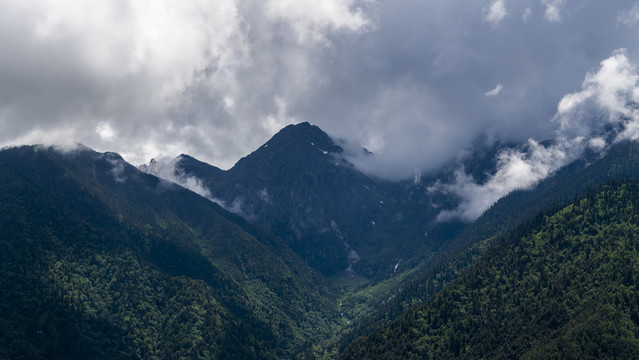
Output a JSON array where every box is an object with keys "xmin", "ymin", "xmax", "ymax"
[{"xmin": 341, "ymin": 179, "xmax": 639, "ymax": 359}]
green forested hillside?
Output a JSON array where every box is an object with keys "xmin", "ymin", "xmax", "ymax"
[
  {"xmin": 335, "ymin": 141, "xmax": 639, "ymax": 352},
  {"xmin": 0, "ymin": 146, "xmax": 337, "ymax": 359},
  {"xmin": 6, "ymin": 140, "xmax": 639, "ymax": 360},
  {"xmin": 341, "ymin": 179, "xmax": 639, "ymax": 359}
]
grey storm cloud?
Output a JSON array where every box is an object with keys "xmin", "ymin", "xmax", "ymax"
[{"xmin": 1, "ymin": 0, "xmax": 639, "ymax": 183}]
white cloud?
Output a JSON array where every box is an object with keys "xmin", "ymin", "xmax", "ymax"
[
  {"xmin": 542, "ymin": 0, "xmax": 564, "ymax": 23},
  {"xmin": 485, "ymin": 83, "xmax": 504, "ymax": 97},
  {"xmin": 0, "ymin": 0, "xmax": 373, "ymax": 167},
  {"xmin": 264, "ymin": 0, "xmax": 371, "ymax": 43},
  {"xmin": 139, "ymin": 155, "xmax": 247, "ymax": 216},
  {"xmin": 139, "ymin": 156, "xmax": 213, "ymax": 200},
  {"xmin": 96, "ymin": 122, "xmax": 115, "ymax": 141},
  {"xmin": 522, "ymin": 7, "xmax": 532, "ymax": 23},
  {"xmin": 8, "ymin": 126, "xmax": 78, "ymax": 150},
  {"xmin": 588, "ymin": 137, "xmax": 606, "ymax": 150},
  {"xmin": 432, "ymin": 139, "xmax": 573, "ymax": 222},
  {"xmin": 107, "ymin": 155, "xmax": 128, "ymax": 183},
  {"xmin": 346, "ymin": 77, "xmax": 469, "ymax": 180},
  {"xmin": 556, "ymin": 49, "xmax": 639, "ymax": 137},
  {"xmin": 485, "ymin": 0, "xmax": 507, "ymax": 27},
  {"xmin": 434, "ymin": 49, "xmax": 639, "ymax": 222},
  {"xmin": 2, "ymin": 0, "xmax": 639, "ymax": 185}
]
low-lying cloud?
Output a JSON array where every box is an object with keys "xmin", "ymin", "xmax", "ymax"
[
  {"xmin": 139, "ymin": 156, "xmax": 214, "ymax": 200},
  {"xmin": 139, "ymin": 156, "xmax": 249, "ymax": 216},
  {"xmin": 432, "ymin": 49, "xmax": 639, "ymax": 222}
]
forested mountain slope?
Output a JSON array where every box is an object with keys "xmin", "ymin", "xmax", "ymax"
[
  {"xmin": 0, "ymin": 145, "xmax": 337, "ymax": 359},
  {"xmin": 341, "ymin": 179, "xmax": 639, "ymax": 359},
  {"xmin": 335, "ymin": 140, "xmax": 639, "ymax": 352}
]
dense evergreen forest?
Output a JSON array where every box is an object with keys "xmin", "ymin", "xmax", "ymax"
[
  {"xmin": 341, "ymin": 179, "xmax": 639, "ymax": 359},
  {"xmin": 334, "ymin": 141, "xmax": 639, "ymax": 353},
  {"xmin": 4, "ymin": 140, "xmax": 639, "ymax": 359},
  {"xmin": 0, "ymin": 146, "xmax": 337, "ymax": 359}
]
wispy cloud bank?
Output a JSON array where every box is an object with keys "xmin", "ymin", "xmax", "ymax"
[
  {"xmin": 433, "ymin": 49, "xmax": 639, "ymax": 222},
  {"xmin": 617, "ymin": 3, "xmax": 639, "ymax": 25}
]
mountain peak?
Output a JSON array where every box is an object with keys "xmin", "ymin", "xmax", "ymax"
[
  {"xmin": 175, "ymin": 154, "xmax": 225, "ymax": 180},
  {"xmin": 263, "ymin": 121, "xmax": 342, "ymax": 154},
  {"xmin": 230, "ymin": 122, "xmax": 343, "ymax": 173}
]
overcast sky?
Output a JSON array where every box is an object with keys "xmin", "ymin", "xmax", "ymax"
[{"xmin": 2, "ymin": 0, "xmax": 639, "ymax": 180}]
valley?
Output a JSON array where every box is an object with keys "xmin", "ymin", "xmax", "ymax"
[
  {"xmin": 2, "ymin": 123, "xmax": 639, "ymax": 359},
  {"xmin": 4, "ymin": 2, "xmax": 639, "ymax": 359}
]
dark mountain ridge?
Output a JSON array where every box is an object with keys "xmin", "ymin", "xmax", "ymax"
[{"xmin": 148, "ymin": 122, "xmax": 464, "ymax": 278}]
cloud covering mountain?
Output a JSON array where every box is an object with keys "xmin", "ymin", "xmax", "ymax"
[
  {"xmin": 433, "ymin": 49, "xmax": 639, "ymax": 221},
  {"xmin": 2, "ymin": 0, "xmax": 639, "ymax": 182}
]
